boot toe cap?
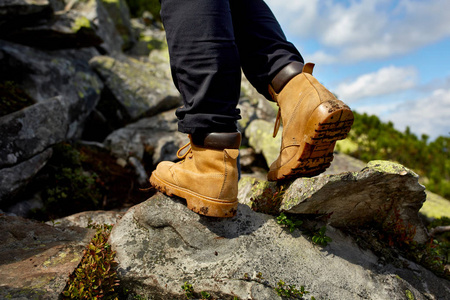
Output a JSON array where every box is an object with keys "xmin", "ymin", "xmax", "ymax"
[{"xmin": 154, "ymin": 161, "xmax": 176, "ymax": 182}]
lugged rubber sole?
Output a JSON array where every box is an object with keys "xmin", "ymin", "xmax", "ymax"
[
  {"xmin": 149, "ymin": 172, "xmax": 238, "ymax": 218},
  {"xmin": 268, "ymin": 99, "xmax": 354, "ymax": 181}
]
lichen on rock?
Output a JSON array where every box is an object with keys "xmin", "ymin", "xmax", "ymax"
[
  {"xmin": 71, "ymin": 16, "xmax": 91, "ymax": 32},
  {"xmin": 245, "ymin": 119, "xmax": 281, "ymax": 167},
  {"xmin": 239, "ymin": 160, "xmax": 428, "ymax": 242}
]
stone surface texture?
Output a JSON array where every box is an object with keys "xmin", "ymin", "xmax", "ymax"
[
  {"xmin": 1, "ymin": 1, "xmax": 449, "ymax": 298},
  {"xmin": 245, "ymin": 119, "xmax": 281, "ymax": 168},
  {"xmin": 51, "ymin": 210, "xmax": 125, "ymax": 228},
  {"xmin": 109, "ymin": 193, "xmax": 450, "ymax": 300},
  {"xmin": 0, "ymin": 215, "xmax": 95, "ymax": 299},
  {"xmin": 89, "ymin": 55, "xmax": 181, "ymax": 121},
  {"xmin": 0, "ymin": 40, "xmax": 103, "ymax": 139},
  {"xmin": 0, "ymin": 96, "xmax": 68, "ymax": 168},
  {"xmin": 0, "ymin": 0, "xmax": 124, "ymax": 53},
  {"xmin": 239, "ymin": 160, "xmax": 428, "ymax": 243},
  {"xmin": 104, "ymin": 109, "xmax": 188, "ymax": 164},
  {"xmin": 0, "ymin": 148, "xmax": 52, "ymax": 204}
]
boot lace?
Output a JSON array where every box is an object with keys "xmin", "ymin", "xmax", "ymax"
[
  {"xmin": 273, "ymin": 108, "xmax": 282, "ymax": 138},
  {"xmin": 176, "ymin": 141, "xmax": 192, "ymax": 159}
]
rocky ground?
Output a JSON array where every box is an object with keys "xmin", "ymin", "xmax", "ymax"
[{"xmin": 1, "ymin": 0, "xmax": 449, "ymax": 299}]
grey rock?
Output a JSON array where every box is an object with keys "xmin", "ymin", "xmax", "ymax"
[
  {"xmin": 245, "ymin": 119, "xmax": 281, "ymax": 167},
  {"xmin": 109, "ymin": 193, "xmax": 450, "ymax": 300},
  {"xmin": 100, "ymin": 0, "xmax": 135, "ymax": 50},
  {"xmin": 0, "ymin": 215, "xmax": 95, "ymax": 300},
  {"xmin": 90, "ymin": 55, "xmax": 181, "ymax": 121},
  {"xmin": 104, "ymin": 109, "xmax": 188, "ymax": 165},
  {"xmin": 1, "ymin": 0, "xmax": 124, "ymax": 53},
  {"xmin": 5, "ymin": 193, "xmax": 44, "ymax": 217},
  {"xmin": 148, "ymin": 47, "xmax": 170, "ymax": 66},
  {"xmin": 0, "ymin": 0, "xmax": 52, "ymax": 16},
  {"xmin": 237, "ymin": 76, "xmax": 277, "ymax": 139},
  {"xmin": 239, "ymin": 160, "xmax": 428, "ymax": 243},
  {"xmin": 0, "ymin": 40, "xmax": 103, "ymax": 138},
  {"xmin": 50, "ymin": 209, "xmax": 125, "ymax": 228},
  {"xmin": 0, "ymin": 148, "xmax": 52, "ymax": 204},
  {"xmin": 128, "ymin": 156, "xmax": 148, "ymax": 186},
  {"xmin": 0, "ymin": 0, "xmax": 56, "ymax": 35},
  {"xmin": 322, "ymin": 151, "xmax": 367, "ymax": 175},
  {"xmin": 0, "ymin": 97, "xmax": 69, "ymax": 168},
  {"xmin": 127, "ymin": 19, "xmax": 168, "ymax": 57},
  {"xmin": 48, "ymin": 46, "xmax": 101, "ymax": 62},
  {"xmin": 84, "ymin": 0, "xmax": 125, "ymax": 54}
]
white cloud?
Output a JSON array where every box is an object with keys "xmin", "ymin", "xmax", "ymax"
[
  {"xmin": 335, "ymin": 66, "xmax": 418, "ymax": 101},
  {"xmin": 387, "ymin": 89, "xmax": 450, "ymax": 139},
  {"xmin": 265, "ymin": 0, "xmax": 450, "ymax": 63},
  {"xmin": 353, "ymin": 102, "xmax": 399, "ymax": 117},
  {"xmin": 308, "ymin": 50, "xmax": 338, "ymax": 64},
  {"xmin": 266, "ymin": 0, "xmax": 320, "ymax": 36},
  {"xmin": 350, "ymin": 88, "xmax": 450, "ymax": 139}
]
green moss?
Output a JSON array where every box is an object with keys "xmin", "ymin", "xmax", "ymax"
[
  {"xmin": 405, "ymin": 290, "xmax": 415, "ymax": 300},
  {"xmin": 246, "ymin": 179, "xmax": 282, "ymax": 214},
  {"xmin": 367, "ymin": 160, "xmax": 415, "ymax": 176},
  {"xmin": 72, "ymin": 16, "xmax": 91, "ymax": 32},
  {"xmin": 0, "ymin": 81, "xmax": 35, "ymax": 117},
  {"xmin": 250, "ymin": 178, "xmax": 271, "ymax": 194}
]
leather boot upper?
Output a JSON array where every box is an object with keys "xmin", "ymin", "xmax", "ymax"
[
  {"xmin": 268, "ymin": 63, "xmax": 339, "ymax": 172},
  {"xmin": 154, "ymin": 132, "xmax": 241, "ymax": 201}
]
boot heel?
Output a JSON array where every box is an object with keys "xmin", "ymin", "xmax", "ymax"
[
  {"xmin": 286, "ymin": 100, "xmax": 354, "ymax": 177},
  {"xmin": 304, "ymin": 100, "xmax": 354, "ymax": 145}
]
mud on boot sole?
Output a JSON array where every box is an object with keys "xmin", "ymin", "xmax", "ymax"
[{"xmin": 268, "ymin": 99, "xmax": 354, "ymax": 181}]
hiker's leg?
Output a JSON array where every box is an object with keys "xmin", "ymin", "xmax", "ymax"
[
  {"xmin": 230, "ymin": 0, "xmax": 304, "ymax": 100},
  {"xmin": 160, "ymin": 0, "xmax": 241, "ymax": 134}
]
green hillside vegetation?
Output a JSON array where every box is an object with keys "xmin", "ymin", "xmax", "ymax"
[{"xmin": 337, "ymin": 111, "xmax": 450, "ymax": 200}]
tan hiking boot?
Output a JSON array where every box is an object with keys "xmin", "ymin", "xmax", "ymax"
[
  {"xmin": 267, "ymin": 62, "xmax": 354, "ymax": 181},
  {"xmin": 149, "ymin": 132, "xmax": 241, "ymax": 217}
]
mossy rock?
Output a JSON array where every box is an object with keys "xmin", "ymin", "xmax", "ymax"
[
  {"xmin": 366, "ymin": 160, "xmax": 417, "ymax": 176},
  {"xmin": 238, "ymin": 159, "xmax": 428, "ymax": 242},
  {"xmin": 71, "ymin": 16, "xmax": 91, "ymax": 32},
  {"xmin": 89, "ymin": 55, "xmax": 180, "ymax": 120},
  {"xmin": 245, "ymin": 119, "xmax": 281, "ymax": 167},
  {"xmin": 0, "ymin": 81, "xmax": 35, "ymax": 117}
]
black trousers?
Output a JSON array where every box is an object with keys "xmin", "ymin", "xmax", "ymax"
[{"xmin": 160, "ymin": 0, "xmax": 303, "ymax": 134}]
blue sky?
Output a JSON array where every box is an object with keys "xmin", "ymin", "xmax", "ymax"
[{"xmin": 266, "ymin": 0, "xmax": 450, "ymax": 140}]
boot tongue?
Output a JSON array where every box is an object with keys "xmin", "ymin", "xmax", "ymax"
[
  {"xmin": 224, "ymin": 149, "xmax": 239, "ymax": 159},
  {"xmin": 302, "ymin": 62, "xmax": 315, "ymax": 75}
]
